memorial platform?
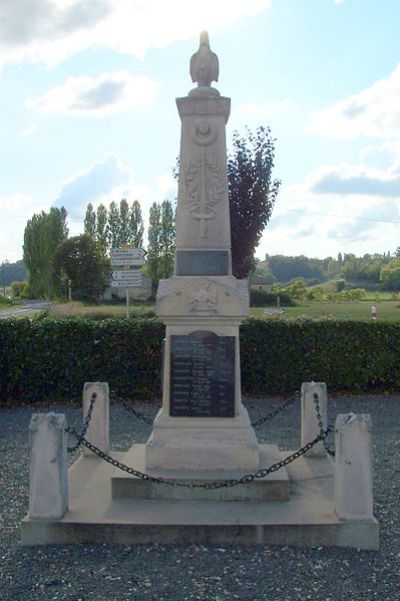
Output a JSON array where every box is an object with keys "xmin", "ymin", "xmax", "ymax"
[{"xmin": 21, "ymin": 445, "xmax": 379, "ymax": 549}]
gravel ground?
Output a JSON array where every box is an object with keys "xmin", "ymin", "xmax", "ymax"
[{"xmin": 1, "ymin": 394, "xmax": 399, "ymax": 601}]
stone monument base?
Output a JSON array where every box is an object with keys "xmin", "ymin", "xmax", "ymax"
[
  {"xmin": 113, "ymin": 443, "xmax": 288, "ymax": 501},
  {"xmin": 145, "ymin": 406, "xmax": 259, "ymax": 471},
  {"xmin": 21, "ymin": 446, "xmax": 379, "ymax": 549}
]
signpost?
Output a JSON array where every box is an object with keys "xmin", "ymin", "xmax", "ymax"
[{"xmin": 110, "ymin": 247, "xmax": 146, "ymax": 317}]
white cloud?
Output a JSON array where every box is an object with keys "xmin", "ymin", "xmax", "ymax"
[
  {"xmin": 304, "ymin": 162, "xmax": 400, "ymax": 197},
  {"xmin": 53, "ymin": 154, "xmax": 149, "ymax": 220},
  {"xmin": 258, "ymin": 143, "xmax": 400, "ymax": 259},
  {"xmin": 18, "ymin": 124, "xmax": 38, "ymax": 137},
  {"xmin": 308, "ymin": 64, "xmax": 400, "ymax": 139},
  {"xmin": 155, "ymin": 172, "xmax": 177, "ymax": 201},
  {"xmin": 0, "ymin": 192, "xmax": 49, "ymax": 262},
  {"xmin": 26, "ymin": 71, "xmax": 159, "ymax": 116},
  {"xmin": 0, "ymin": 0, "xmax": 271, "ymax": 68}
]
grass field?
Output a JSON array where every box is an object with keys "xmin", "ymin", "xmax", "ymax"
[
  {"xmin": 252, "ymin": 300, "xmax": 400, "ymax": 321},
  {"xmin": 2, "ymin": 298, "xmax": 399, "ymax": 322},
  {"xmin": 44, "ymin": 299, "xmax": 400, "ymax": 321}
]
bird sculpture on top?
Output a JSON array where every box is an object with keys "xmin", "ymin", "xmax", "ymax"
[{"xmin": 190, "ymin": 31, "xmax": 219, "ymax": 88}]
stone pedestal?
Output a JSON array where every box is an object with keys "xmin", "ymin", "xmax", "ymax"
[
  {"xmin": 143, "ymin": 42, "xmax": 261, "ymax": 474},
  {"xmin": 28, "ymin": 413, "xmax": 68, "ymax": 520},
  {"xmin": 301, "ymin": 381, "xmax": 327, "ymax": 456},
  {"xmin": 334, "ymin": 413, "xmax": 374, "ymax": 520},
  {"xmin": 82, "ymin": 381, "xmax": 109, "ymax": 456}
]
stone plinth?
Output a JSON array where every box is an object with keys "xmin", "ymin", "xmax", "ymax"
[
  {"xmin": 146, "ymin": 405, "xmax": 259, "ymax": 471},
  {"xmin": 28, "ymin": 413, "xmax": 68, "ymax": 520},
  {"xmin": 82, "ymin": 381, "xmax": 109, "ymax": 456},
  {"xmin": 112, "ymin": 444, "xmax": 289, "ymax": 501},
  {"xmin": 21, "ymin": 447, "xmax": 379, "ymax": 549},
  {"xmin": 334, "ymin": 413, "xmax": 374, "ymax": 520},
  {"xmin": 301, "ymin": 381, "xmax": 327, "ymax": 456}
]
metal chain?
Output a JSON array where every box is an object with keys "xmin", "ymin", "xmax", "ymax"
[
  {"xmin": 250, "ymin": 393, "xmax": 298, "ymax": 427},
  {"xmin": 65, "ymin": 426, "xmax": 331, "ymax": 489},
  {"xmin": 67, "ymin": 392, "xmax": 97, "ymax": 453},
  {"xmin": 313, "ymin": 392, "xmax": 335, "ymax": 457},
  {"xmin": 111, "ymin": 390, "xmax": 298, "ymax": 428},
  {"xmin": 110, "ymin": 391, "xmax": 156, "ymax": 425}
]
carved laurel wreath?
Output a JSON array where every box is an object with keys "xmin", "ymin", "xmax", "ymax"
[{"xmin": 182, "ymin": 156, "xmax": 227, "ymax": 221}]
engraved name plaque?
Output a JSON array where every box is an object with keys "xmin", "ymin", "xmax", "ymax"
[{"xmin": 170, "ymin": 331, "xmax": 235, "ymax": 417}]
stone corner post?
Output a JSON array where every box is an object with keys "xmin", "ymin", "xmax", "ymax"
[
  {"xmin": 82, "ymin": 381, "xmax": 109, "ymax": 456},
  {"xmin": 301, "ymin": 381, "xmax": 327, "ymax": 456},
  {"xmin": 334, "ymin": 413, "xmax": 374, "ymax": 520},
  {"xmin": 28, "ymin": 412, "xmax": 68, "ymax": 520}
]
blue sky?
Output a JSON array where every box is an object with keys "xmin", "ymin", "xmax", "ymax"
[{"xmin": 1, "ymin": 0, "xmax": 400, "ymax": 263}]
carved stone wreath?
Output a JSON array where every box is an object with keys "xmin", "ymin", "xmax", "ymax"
[{"xmin": 182, "ymin": 154, "xmax": 228, "ymax": 237}]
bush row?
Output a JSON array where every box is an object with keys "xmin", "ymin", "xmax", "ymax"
[{"xmin": 1, "ymin": 317, "xmax": 400, "ymax": 405}]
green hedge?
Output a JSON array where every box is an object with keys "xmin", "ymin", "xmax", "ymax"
[{"xmin": 1, "ymin": 317, "xmax": 400, "ymax": 405}]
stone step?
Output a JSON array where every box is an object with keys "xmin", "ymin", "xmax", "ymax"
[{"xmin": 111, "ymin": 444, "xmax": 289, "ymax": 502}]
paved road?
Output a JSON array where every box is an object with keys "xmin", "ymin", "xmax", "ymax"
[{"xmin": 0, "ymin": 301, "xmax": 53, "ymax": 318}]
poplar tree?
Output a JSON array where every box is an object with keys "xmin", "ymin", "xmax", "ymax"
[
  {"xmin": 160, "ymin": 199, "xmax": 175, "ymax": 279},
  {"xmin": 84, "ymin": 203, "xmax": 96, "ymax": 237},
  {"xmin": 146, "ymin": 200, "xmax": 175, "ymax": 292},
  {"xmin": 108, "ymin": 201, "xmax": 121, "ymax": 249},
  {"xmin": 119, "ymin": 199, "xmax": 130, "ymax": 245},
  {"xmin": 23, "ymin": 207, "xmax": 69, "ymax": 298},
  {"xmin": 96, "ymin": 204, "xmax": 109, "ymax": 250},
  {"xmin": 129, "ymin": 200, "xmax": 144, "ymax": 247}
]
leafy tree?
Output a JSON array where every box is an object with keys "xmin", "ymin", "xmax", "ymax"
[
  {"xmin": 23, "ymin": 207, "xmax": 68, "ymax": 298},
  {"xmin": 380, "ymin": 260, "xmax": 400, "ymax": 291},
  {"xmin": 84, "ymin": 203, "xmax": 96, "ymax": 237},
  {"xmin": 86, "ymin": 199, "xmax": 144, "ymax": 250},
  {"xmin": 54, "ymin": 234, "xmax": 111, "ymax": 303},
  {"xmin": 159, "ymin": 200, "xmax": 175, "ymax": 279},
  {"xmin": 146, "ymin": 202, "xmax": 162, "ymax": 292},
  {"xmin": 119, "ymin": 198, "xmax": 130, "ymax": 245},
  {"xmin": 228, "ymin": 126, "xmax": 281, "ymax": 278},
  {"xmin": 268, "ymin": 255, "xmax": 325, "ymax": 283},
  {"xmin": 144, "ymin": 200, "xmax": 175, "ymax": 293},
  {"xmin": 108, "ymin": 201, "xmax": 121, "ymax": 249},
  {"xmin": 129, "ymin": 200, "xmax": 144, "ymax": 247},
  {"xmin": 96, "ymin": 204, "xmax": 109, "ymax": 250}
]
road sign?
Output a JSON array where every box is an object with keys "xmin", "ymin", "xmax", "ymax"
[
  {"xmin": 111, "ymin": 270, "xmax": 142, "ymax": 287},
  {"xmin": 110, "ymin": 248, "xmax": 146, "ymax": 266}
]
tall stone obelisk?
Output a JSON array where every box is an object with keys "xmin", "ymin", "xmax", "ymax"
[{"xmin": 145, "ymin": 32, "xmax": 259, "ymax": 471}]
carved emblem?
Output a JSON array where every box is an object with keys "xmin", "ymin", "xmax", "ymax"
[
  {"xmin": 182, "ymin": 151, "xmax": 228, "ymax": 238},
  {"xmin": 189, "ymin": 282, "xmax": 217, "ymax": 313},
  {"xmin": 190, "ymin": 119, "xmax": 217, "ymax": 146}
]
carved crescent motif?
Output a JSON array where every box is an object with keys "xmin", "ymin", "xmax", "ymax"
[{"xmin": 190, "ymin": 119, "xmax": 217, "ymax": 146}]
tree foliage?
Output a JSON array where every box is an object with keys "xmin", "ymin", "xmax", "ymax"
[
  {"xmin": 145, "ymin": 200, "xmax": 176, "ymax": 292},
  {"xmin": 23, "ymin": 207, "xmax": 68, "ymax": 298},
  {"xmin": 84, "ymin": 199, "xmax": 144, "ymax": 250},
  {"xmin": 54, "ymin": 234, "xmax": 111, "ymax": 303},
  {"xmin": 228, "ymin": 126, "xmax": 281, "ymax": 278}
]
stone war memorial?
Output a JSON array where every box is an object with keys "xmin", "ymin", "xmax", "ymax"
[{"xmin": 22, "ymin": 32, "xmax": 379, "ymax": 549}]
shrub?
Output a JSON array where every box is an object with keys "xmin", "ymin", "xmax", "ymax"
[
  {"xmin": 1, "ymin": 317, "xmax": 400, "ymax": 405},
  {"xmin": 11, "ymin": 281, "xmax": 27, "ymax": 298},
  {"xmin": 250, "ymin": 288, "xmax": 295, "ymax": 307}
]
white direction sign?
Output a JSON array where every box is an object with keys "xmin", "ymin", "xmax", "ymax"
[
  {"xmin": 110, "ymin": 248, "xmax": 146, "ymax": 266},
  {"xmin": 111, "ymin": 270, "xmax": 142, "ymax": 288}
]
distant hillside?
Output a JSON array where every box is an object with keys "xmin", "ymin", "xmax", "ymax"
[{"xmin": 0, "ymin": 260, "xmax": 26, "ymax": 285}]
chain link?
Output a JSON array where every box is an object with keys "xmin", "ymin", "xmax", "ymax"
[
  {"xmin": 65, "ymin": 426, "xmax": 331, "ymax": 489},
  {"xmin": 67, "ymin": 392, "xmax": 97, "ymax": 453},
  {"xmin": 110, "ymin": 391, "xmax": 156, "ymax": 425},
  {"xmin": 111, "ymin": 390, "xmax": 298, "ymax": 429},
  {"xmin": 313, "ymin": 392, "xmax": 335, "ymax": 457},
  {"xmin": 250, "ymin": 393, "xmax": 298, "ymax": 427}
]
